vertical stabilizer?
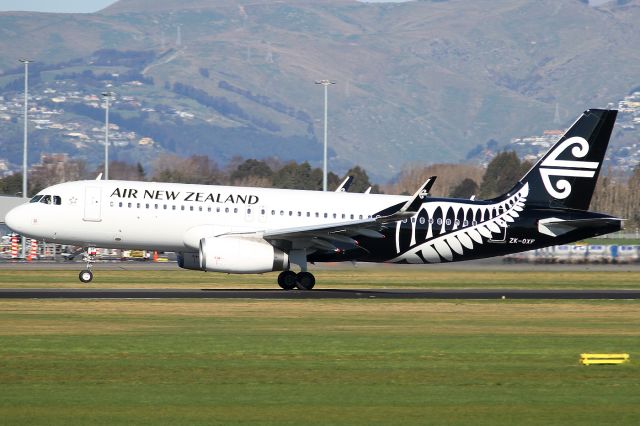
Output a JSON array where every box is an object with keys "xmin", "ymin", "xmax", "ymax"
[{"xmin": 517, "ymin": 109, "xmax": 617, "ymax": 210}]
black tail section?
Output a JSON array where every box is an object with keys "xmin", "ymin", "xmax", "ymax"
[{"xmin": 516, "ymin": 109, "xmax": 617, "ymax": 210}]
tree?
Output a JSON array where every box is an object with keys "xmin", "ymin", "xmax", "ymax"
[
  {"xmin": 449, "ymin": 178, "xmax": 479, "ymax": 199},
  {"xmin": 29, "ymin": 155, "xmax": 88, "ymax": 195},
  {"xmin": 95, "ymin": 161, "xmax": 146, "ymax": 181},
  {"xmin": 230, "ymin": 159, "xmax": 273, "ymax": 183},
  {"xmin": 272, "ymin": 162, "xmax": 317, "ymax": 190},
  {"xmin": 0, "ymin": 173, "xmax": 22, "ymax": 196},
  {"xmin": 338, "ymin": 166, "xmax": 379, "ymax": 193},
  {"xmin": 478, "ymin": 151, "xmax": 531, "ymax": 199},
  {"xmin": 152, "ymin": 154, "xmax": 220, "ymax": 184},
  {"xmin": 385, "ymin": 163, "xmax": 484, "ymax": 197}
]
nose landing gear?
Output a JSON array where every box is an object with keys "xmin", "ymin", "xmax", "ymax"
[
  {"xmin": 78, "ymin": 247, "xmax": 97, "ymax": 283},
  {"xmin": 79, "ymin": 269, "xmax": 93, "ymax": 283}
]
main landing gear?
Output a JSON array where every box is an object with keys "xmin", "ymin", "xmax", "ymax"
[
  {"xmin": 78, "ymin": 247, "xmax": 96, "ymax": 283},
  {"xmin": 277, "ymin": 270, "xmax": 316, "ymax": 291}
]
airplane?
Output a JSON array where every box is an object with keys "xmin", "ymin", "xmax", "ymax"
[{"xmin": 4, "ymin": 109, "xmax": 622, "ymax": 290}]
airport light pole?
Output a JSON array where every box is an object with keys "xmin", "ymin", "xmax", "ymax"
[
  {"xmin": 101, "ymin": 92, "xmax": 114, "ymax": 180},
  {"xmin": 19, "ymin": 59, "xmax": 32, "ymax": 259},
  {"xmin": 315, "ymin": 79, "xmax": 335, "ymax": 192}
]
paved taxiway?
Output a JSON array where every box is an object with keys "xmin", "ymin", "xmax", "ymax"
[{"xmin": 1, "ymin": 288, "xmax": 639, "ymax": 299}]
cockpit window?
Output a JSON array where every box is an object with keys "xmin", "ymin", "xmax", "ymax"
[{"xmin": 35, "ymin": 195, "xmax": 62, "ymax": 205}]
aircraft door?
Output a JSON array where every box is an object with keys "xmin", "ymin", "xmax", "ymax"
[{"xmin": 83, "ymin": 187, "xmax": 102, "ymax": 222}]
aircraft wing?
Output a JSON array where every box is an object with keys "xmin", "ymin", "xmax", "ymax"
[{"xmin": 260, "ymin": 177, "xmax": 437, "ymax": 250}]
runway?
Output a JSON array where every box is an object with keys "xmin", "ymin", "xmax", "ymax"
[{"xmin": 1, "ymin": 288, "xmax": 640, "ymax": 299}]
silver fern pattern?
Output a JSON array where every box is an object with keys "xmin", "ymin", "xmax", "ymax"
[{"xmin": 390, "ymin": 183, "xmax": 529, "ymax": 263}]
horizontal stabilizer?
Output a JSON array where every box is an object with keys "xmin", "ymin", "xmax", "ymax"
[{"xmin": 538, "ymin": 217, "xmax": 623, "ymax": 237}]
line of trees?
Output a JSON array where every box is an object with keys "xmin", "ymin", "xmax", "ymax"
[
  {"xmin": 2, "ymin": 151, "xmax": 638, "ymax": 229},
  {"xmin": 0, "ymin": 155, "xmax": 379, "ymax": 197}
]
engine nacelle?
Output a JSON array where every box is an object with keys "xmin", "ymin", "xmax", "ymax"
[
  {"xmin": 177, "ymin": 252, "xmax": 203, "ymax": 271},
  {"xmin": 199, "ymin": 236, "xmax": 288, "ymax": 274}
]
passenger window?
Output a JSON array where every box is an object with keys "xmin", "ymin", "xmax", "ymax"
[
  {"xmin": 198, "ymin": 206, "xmax": 203, "ymax": 212},
  {"xmin": 289, "ymin": 211, "xmax": 293, "ymax": 216},
  {"xmin": 271, "ymin": 210, "xmax": 275, "ymax": 215},
  {"xmin": 261, "ymin": 209, "xmax": 265, "ymax": 215},
  {"xmin": 207, "ymin": 207, "xmax": 212, "ymax": 213},
  {"xmin": 307, "ymin": 212, "xmax": 310, "ymax": 217},
  {"xmin": 342, "ymin": 214, "xmax": 345, "ymax": 219},
  {"xmin": 145, "ymin": 203, "xmax": 149, "ymax": 209},
  {"xmin": 128, "ymin": 203, "xmax": 132, "ymax": 208},
  {"xmin": 247, "ymin": 208, "xmax": 251, "ymax": 214},
  {"xmin": 136, "ymin": 203, "xmax": 141, "ymax": 208},
  {"xmin": 359, "ymin": 215, "xmax": 363, "ymax": 219},
  {"xmin": 110, "ymin": 201, "xmax": 114, "ymax": 207},
  {"xmin": 217, "ymin": 207, "xmax": 221, "ymax": 213},
  {"xmin": 181, "ymin": 206, "xmax": 185, "ymax": 211},
  {"xmin": 225, "ymin": 207, "xmax": 229, "ymax": 213},
  {"xmin": 324, "ymin": 213, "xmax": 328, "ymax": 218},
  {"xmin": 350, "ymin": 214, "xmax": 354, "ymax": 220},
  {"xmin": 119, "ymin": 202, "xmax": 123, "ymax": 207},
  {"xmin": 172, "ymin": 205, "xmax": 176, "ymax": 211},
  {"xmin": 234, "ymin": 208, "xmax": 238, "ymax": 214},
  {"xmin": 155, "ymin": 204, "xmax": 159, "ymax": 209},
  {"xmin": 280, "ymin": 210, "xmax": 284, "ymax": 216},
  {"xmin": 298, "ymin": 211, "xmax": 301, "ymax": 217},
  {"xmin": 164, "ymin": 205, "xmax": 168, "ymax": 210},
  {"xmin": 315, "ymin": 212, "xmax": 319, "ymax": 218}
]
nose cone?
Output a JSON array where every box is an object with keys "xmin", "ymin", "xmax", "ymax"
[{"xmin": 5, "ymin": 204, "xmax": 29, "ymax": 235}]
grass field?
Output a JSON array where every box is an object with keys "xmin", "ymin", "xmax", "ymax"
[
  {"xmin": 0, "ymin": 267, "xmax": 639, "ymax": 289},
  {"xmin": 0, "ymin": 268, "xmax": 639, "ymax": 425}
]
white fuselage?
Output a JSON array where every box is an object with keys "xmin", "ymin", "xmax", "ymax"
[{"xmin": 6, "ymin": 180, "xmax": 407, "ymax": 252}]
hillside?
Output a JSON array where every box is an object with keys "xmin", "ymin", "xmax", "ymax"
[{"xmin": 1, "ymin": 0, "xmax": 639, "ymax": 180}]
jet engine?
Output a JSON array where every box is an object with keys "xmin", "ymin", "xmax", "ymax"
[
  {"xmin": 198, "ymin": 236, "xmax": 289, "ymax": 274},
  {"xmin": 177, "ymin": 252, "xmax": 202, "ymax": 271}
]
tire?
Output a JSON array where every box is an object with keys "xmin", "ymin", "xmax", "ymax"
[
  {"xmin": 277, "ymin": 271, "xmax": 297, "ymax": 290},
  {"xmin": 295, "ymin": 272, "xmax": 315, "ymax": 290},
  {"xmin": 79, "ymin": 270, "xmax": 93, "ymax": 283}
]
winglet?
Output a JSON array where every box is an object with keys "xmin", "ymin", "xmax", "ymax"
[
  {"xmin": 377, "ymin": 176, "xmax": 436, "ymax": 222},
  {"xmin": 401, "ymin": 176, "xmax": 436, "ymax": 213},
  {"xmin": 335, "ymin": 176, "xmax": 354, "ymax": 192}
]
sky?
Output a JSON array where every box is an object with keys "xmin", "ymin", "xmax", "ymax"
[
  {"xmin": 0, "ymin": 0, "xmax": 613, "ymax": 13},
  {"xmin": 0, "ymin": 0, "xmax": 117, "ymax": 13},
  {"xmin": 0, "ymin": 0, "xmax": 412, "ymax": 13}
]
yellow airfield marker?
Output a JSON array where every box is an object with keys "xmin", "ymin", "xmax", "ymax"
[{"xmin": 580, "ymin": 353, "xmax": 630, "ymax": 365}]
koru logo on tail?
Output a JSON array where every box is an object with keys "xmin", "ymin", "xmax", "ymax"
[{"xmin": 539, "ymin": 137, "xmax": 598, "ymax": 199}]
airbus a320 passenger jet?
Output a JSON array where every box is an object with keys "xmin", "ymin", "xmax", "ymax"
[{"xmin": 5, "ymin": 109, "xmax": 623, "ymax": 290}]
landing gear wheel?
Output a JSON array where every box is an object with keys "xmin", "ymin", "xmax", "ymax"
[
  {"xmin": 79, "ymin": 269, "xmax": 93, "ymax": 283},
  {"xmin": 278, "ymin": 271, "xmax": 297, "ymax": 290},
  {"xmin": 296, "ymin": 272, "xmax": 315, "ymax": 290}
]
